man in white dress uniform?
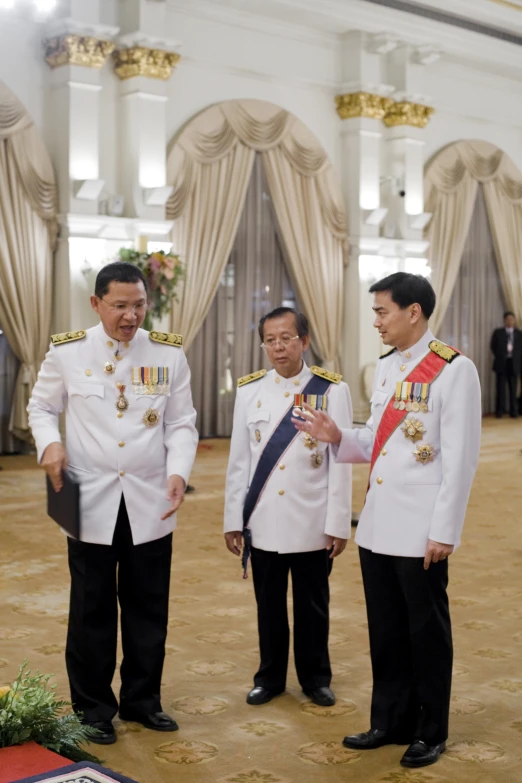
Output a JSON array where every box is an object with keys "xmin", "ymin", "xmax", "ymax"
[
  {"xmin": 224, "ymin": 308, "xmax": 352, "ymax": 707},
  {"xmin": 28, "ymin": 262, "xmax": 198, "ymax": 745},
  {"xmin": 292, "ymin": 273, "xmax": 481, "ymax": 768}
]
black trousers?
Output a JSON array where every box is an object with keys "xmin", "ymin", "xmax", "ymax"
[
  {"xmin": 66, "ymin": 496, "xmax": 172, "ymax": 722},
  {"xmin": 359, "ymin": 546, "xmax": 452, "ymax": 745},
  {"xmin": 250, "ymin": 546, "xmax": 332, "ymax": 692},
  {"xmin": 496, "ymin": 361, "xmax": 517, "ymax": 416}
]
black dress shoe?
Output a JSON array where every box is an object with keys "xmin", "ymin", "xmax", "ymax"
[
  {"xmin": 401, "ymin": 740, "xmax": 446, "ymax": 767},
  {"xmin": 246, "ymin": 686, "xmax": 284, "ymax": 705},
  {"xmin": 119, "ymin": 710, "xmax": 179, "ymax": 732},
  {"xmin": 302, "ymin": 687, "xmax": 336, "ymax": 707},
  {"xmin": 343, "ymin": 728, "xmax": 409, "ymax": 750},
  {"xmin": 82, "ymin": 719, "xmax": 117, "ymax": 745}
]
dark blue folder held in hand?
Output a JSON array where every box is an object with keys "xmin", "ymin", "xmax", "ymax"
[{"xmin": 46, "ymin": 471, "xmax": 81, "ymax": 540}]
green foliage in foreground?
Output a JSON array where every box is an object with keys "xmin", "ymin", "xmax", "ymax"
[{"xmin": 0, "ymin": 663, "xmax": 101, "ymax": 763}]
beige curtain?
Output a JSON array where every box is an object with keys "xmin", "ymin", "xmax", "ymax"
[
  {"xmin": 0, "ymin": 81, "xmax": 57, "ymax": 440},
  {"xmin": 167, "ymin": 100, "xmax": 346, "ymax": 365},
  {"xmin": 439, "ymin": 186, "xmax": 505, "ymax": 414},
  {"xmin": 0, "ymin": 330, "xmax": 20, "ymax": 453},
  {"xmin": 187, "ymin": 155, "xmax": 300, "ymax": 437},
  {"xmin": 425, "ymin": 141, "xmax": 522, "ymax": 330}
]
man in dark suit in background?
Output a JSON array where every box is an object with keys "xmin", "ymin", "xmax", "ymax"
[{"xmin": 490, "ymin": 312, "xmax": 521, "ymax": 418}]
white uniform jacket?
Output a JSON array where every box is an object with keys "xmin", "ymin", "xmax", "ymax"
[
  {"xmin": 27, "ymin": 323, "xmax": 198, "ymax": 545},
  {"xmin": 224, "ymin": 362, "xmax": 353, "ymax": 554},
  {"xmin": 334, "ymin": 330, "xmax": 481, "ymax": 557}
]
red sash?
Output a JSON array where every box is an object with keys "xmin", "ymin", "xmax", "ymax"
[{"xmin": 369, "ymin": 348, "xmax": 457, "ymax": 480}]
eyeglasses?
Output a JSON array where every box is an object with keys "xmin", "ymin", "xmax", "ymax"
[
  {"xmin": 100, "ymin": 298, "xmax": 148, "ymax": 315},
  {"xmin": 261, "ymin": 335, "xmax": 300, "ymax": 350}
]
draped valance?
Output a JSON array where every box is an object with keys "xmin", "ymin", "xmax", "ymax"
[
  {"xmin": 425, "ymin": 140, "xmax": 522, "ymax": 330},
  {"xmin": 0, "ymin": 82, "xmax": 58, "ymax": 232},
  {"xmin": 165, "ymin": 100, "xmax": 347, "ymax": 369},
  {"xmin": 167, "ymin": 100, "xmax": 346, "ymax": 242}
]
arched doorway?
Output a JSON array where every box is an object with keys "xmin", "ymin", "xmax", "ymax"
[
  {"xmin": 424, "ymin": 141, "xmax": 522, "ymax": 414},
  {"xmin": 165, "ymin": 100, "xmax": 347, "ymax": 436}
]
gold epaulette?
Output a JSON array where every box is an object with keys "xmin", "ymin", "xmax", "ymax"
[
  {"xmin": 149, "ymin": 331, "xmax": 183, "ymax": 347},
  {"xmin": 429, "ymin": 340, "xmax": 460, "ymax": 363},
  {"xmin": 311, "ymin": 365, "xmax": 342, "ymax": 384},
  {"xmin": 379, "ymin": 347, "xmax": 397, "ymax": 360},
  {"xmin": 51, "ymin": 330, "xmax": 86, "ymax": 346},
  {"xmin": 237, "ymin": 369, "xmax": 267, "ymax": 387}
]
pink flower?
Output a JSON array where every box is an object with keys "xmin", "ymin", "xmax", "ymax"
[
  {"xmin": 149, "ymin": 258, "xmax": 161, "ymax": 272},
  {"xmin": 163, "ymin": 267, "xmax": 174, "ymax": 280},
  {"xmin": 161, "ymin": 285, "xmax": 167, "ymax": 294}
]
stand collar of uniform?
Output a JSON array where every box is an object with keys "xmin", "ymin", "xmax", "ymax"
[
  {"xmin": 397, "ymin": 328, "xmax": 434, "ymax": 364},
  {"xmin": 93, "ymin": 322, "xmax": 141, "ymax": 352},
  {"xmin": 272, "ymin": 361, "xmax": 311, "ymax": 388}
]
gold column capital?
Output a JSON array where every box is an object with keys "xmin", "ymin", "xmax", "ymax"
[
  {"xmin": 113, "ymin": 46, "xmax": 181, "ymax": 81},
  {"xmin": 383, "ymin": 101, "xmax": 434, "ymax": 128},
  {"xmin": 45, "ymin": 35, "xmax": 115, "ymax": 69},
  {"xmin": 335, "ymin": 92, "xmax": 394, "ymax": 121}
]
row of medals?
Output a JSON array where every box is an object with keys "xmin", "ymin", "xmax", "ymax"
[
  {"xmin": 394, "ymin": 395, "xmax": 429, "ymax": 413},
  {"xmin": 104, "ymin": 343, "xmax": 160, "ymax": 428},
  {"xmin": 254, "ymin": 404, "xmax": 324, "ymax": 468}
]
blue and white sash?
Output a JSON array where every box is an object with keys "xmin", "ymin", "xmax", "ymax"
[{"xmin": 241, "ymin": 374, "xmax": 332, "ymax": 577}]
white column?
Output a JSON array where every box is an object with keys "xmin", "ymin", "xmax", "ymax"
[
  {"xmin": 43, "ymin": 3, "xmax": 118, "ymax": 330},
  {"xmin": 118, "ymin": 77, "xmax": 169, "ymax": 222},
  {"xmin": 115, "ymin": 0, "xmax": 181, "ymax": 235},
  {"xmin": 381, "ymin": 43, "xmax": 437, "ymax": 267},
  {"xmin": 337, "ymin": 32, "xmax": 396, "ymax": 420}
]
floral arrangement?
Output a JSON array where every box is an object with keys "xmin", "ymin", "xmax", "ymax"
[
  {"xmin": 117, "ymin": 247, "xmax": 184, "ymax": 330},
  {"xmin": 0, "ymin": 663, "xmax": 100, "ymax": 763}
]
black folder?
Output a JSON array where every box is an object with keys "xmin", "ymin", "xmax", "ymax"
[{"xmin": 46, "ymin": 471, "xmax": 81, "ymax": 539}]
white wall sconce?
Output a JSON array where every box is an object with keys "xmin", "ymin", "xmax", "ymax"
[
  {"xmin": 364, "ymin": 207, "xmax": 388, "ymax": 227},
  {"xmin": 408, "ymin": 212, "xmax": 432, "ymax": 230},
  {"xmin": 143, "ymin": 186, "xmax": 174, "ymax": 206},
  {"xmin": 73, "ymin": 179, "xmax": 105, "ymax": 201}
]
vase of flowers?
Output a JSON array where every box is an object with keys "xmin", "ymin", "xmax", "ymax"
[
  {"xmin": 0, "ymin": 663, "xmax": 100, "ymax": 763},
  {"xmin": 117, "ymin": 247, "xmax": 184, "ymax": 331}
]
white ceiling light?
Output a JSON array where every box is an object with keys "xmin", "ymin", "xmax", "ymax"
[
  {"xmin": 0, "ymin": 0, "xmax": 58, "ymax": 11},
  {"xmin": 34, "ymin": 0, "xmax": 57, "ymax": 12}
]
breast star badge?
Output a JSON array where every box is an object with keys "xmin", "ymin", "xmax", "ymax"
[
  {"xmin": 311, "ymin": 450, "xmax": 324, "ymax": 468},
  {"xmin": 143, "ymin": 408, "xmax": 160, "ymax": 427},
  {"xmin": 303, "ymin": 433, "xmax": 318, "ymax": 450},
  {"xmin": 413, "ymin": 442, "xmax": 435, "ymax": 464},
  {"xmin": 401, "ymin": 418, "xmax": 426, "ymax": 443}
]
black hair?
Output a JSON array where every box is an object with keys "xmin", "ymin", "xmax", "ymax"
[
  {"xmin": 94, "ymin": 262, "xmax": 147, "ymax": 299},
  {"xmin": 369, "ymin": 272, "xmax": 436, "ymax": 320},
  {"xmin": 258, "ymin": 307, "xmax": 309, "ymax": 342},
  {"xmin": 504, "ymin": 311, "xmax": 515, "ymax": 319}
]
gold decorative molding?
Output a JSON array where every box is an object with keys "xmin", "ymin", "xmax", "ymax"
[
  {"xmin": 383, "ymin": 101, "xmax": 434, "ymax": 128},
  {"xmin": 45, "ymin": 35, "xmax": 115, "ymax": 69},
  {"xmin": 335, "ymin": 92, "xmax": 394, "ymax": 121},
  {"xmin": 113, "ymin": 47, "xmax": 181, "ymax": 80}
]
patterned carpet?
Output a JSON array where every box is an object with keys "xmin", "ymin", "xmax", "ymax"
[{"xmin": 1, "ymin": 419, "xmax": 522, "ymax": 783}]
